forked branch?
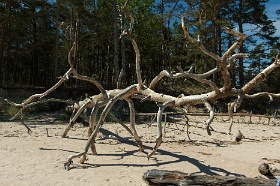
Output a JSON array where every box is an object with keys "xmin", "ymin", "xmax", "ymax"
[{"xmin": 4, "ymin": 2, "xmax": 280, "ymax": 170}]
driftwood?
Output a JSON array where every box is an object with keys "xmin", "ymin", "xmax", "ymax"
[
  {"xmin": 143, "ymin": 169, "xmax": 278, "ymax": 186},
  {"xmin": 4, "ymin": 0, "xmax": 280, "ymax": 170},
  {"xmin": 259, "ymin": 158, "xmax": 280, "ymax": 178}
]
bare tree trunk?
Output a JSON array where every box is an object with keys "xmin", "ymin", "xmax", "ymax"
[
  {"xmin": 237, "ymin": 1, "xmax": 245, "ymax": 87},
  {"xmin": 31, "ymin": 12, "xmax": 39, "ymax": 86},
  {"xmin": 238, "ymin": 43, "xmax": 245, "ymax": 86},
  {"xmin": 160, "ymin": 0, "xmax": 168, "ymax": 69},
  {"xmin": 227, "ymin": 31, "xmax": 236, "ymax": 87},
  {"xmin": 1, "ymin": 3, "xmax": 11, "ymax": 86},
  {"xmin": 106, "ymin": 45, "xmax": 110, "ymax": 85},
  {"xmin": 113, "ymin": 0, "xmax": 120, "ymax": 84},
  {"xmin": 117, "ymin": 11, "xmax": 127, "ymax": 88},
  {"xmin": 75, "ymin": 17, "xmax": 80, "ymax": 87},
  {"xmin": 54, "ymin": 0, "xmax": 60, "ymax": 83}
]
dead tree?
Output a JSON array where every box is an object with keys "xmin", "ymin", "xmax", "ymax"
[
  {"xmin": 5, "ymin": 1, "xmax": 280, "ymax": 170},
  {"xmin": 62, "ymin": 5, "xmax": 280, "ymax": 170}
]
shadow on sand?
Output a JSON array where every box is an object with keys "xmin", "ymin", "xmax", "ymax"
[{"xmin": 39, "ymin": 127, "xmax": 245, "ymax": 177}]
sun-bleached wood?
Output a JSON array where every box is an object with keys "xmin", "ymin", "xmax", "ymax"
[{"xmin": 5, "ymin": 0, "xmax": 280, "ymax": 170}]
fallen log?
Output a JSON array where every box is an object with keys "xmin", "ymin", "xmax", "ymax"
[{"xmin": 143, "ymin": 169, "xmax": 278, "ymax": 186}]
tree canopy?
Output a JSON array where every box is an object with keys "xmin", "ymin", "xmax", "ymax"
[{"xmin": 0, "ymin": 0, "xmax": 279, "ymax": 92}]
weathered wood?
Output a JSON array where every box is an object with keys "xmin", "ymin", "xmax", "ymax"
[
  {"xmin": 4, "ymin": 1, "xmax": 280, "ymax": 170},
  {"xmin": 259, "ymin": 159, "xmax": 280, "ymax": 177},
  {"xmin": 136, "ymin": 112, "xmax": 280, "ymax": 119},
  {"xmin": 235, "ymin": 130, "xmax": 245, "ymax": 142},
  {"xmin": 143, "ymin": 169, "xmax": 278, "ymax": 186}
]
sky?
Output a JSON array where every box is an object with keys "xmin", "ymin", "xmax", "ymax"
[
  {"xmin": 265, "ymin": 0, "xmax": 280, "ymax": 37},
  {"xmin": 156, "ymin": 0, "xmax": 280, "ymax": 38}
]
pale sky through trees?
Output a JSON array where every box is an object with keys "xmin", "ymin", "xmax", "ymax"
[
  {"xmin": 265, "ymin": 0, "xmax": 280, "ymax": 36},
  {"xmin": 47, "ymin": 0, "xmax": 279, "ymax": 36}
]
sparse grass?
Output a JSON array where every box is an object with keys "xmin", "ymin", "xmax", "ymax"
[
  {"xmin": 5, "ymin": 105, "xmax": 20, "ymax": 117},
  {"xmin": 0, "ymin": 96, "xmax": 68, "ymax": 121},
  {"xmin": 0, "ymin": 96, "xmax": 23, "ymax": 120},
  {"xmin": 56, "ymin": 112, "xmax": 71, "ymax": 121}
]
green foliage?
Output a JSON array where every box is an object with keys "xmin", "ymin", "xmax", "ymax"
[
  {"xmin": 0, "ymin": 96, "xmax": 22, "ymax": 120},
  {"xmin": 0, "ymin": 95, "xmax": 68, "ymax": 121},
  {"xmin": 0, "ymin": 103, "xmax": 18, "ymax": 120},
  {"xmin": 91, "ymin": 74, "xmax": 100, "ymax": 81},
  {"xmin": 0, "ymin": 0, "xmax": 279, "ymax": 94}
]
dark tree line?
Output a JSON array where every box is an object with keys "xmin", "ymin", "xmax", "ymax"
[{"xmin": 0, "ymin": 0, "xmax": 279, "ymax": 92}]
